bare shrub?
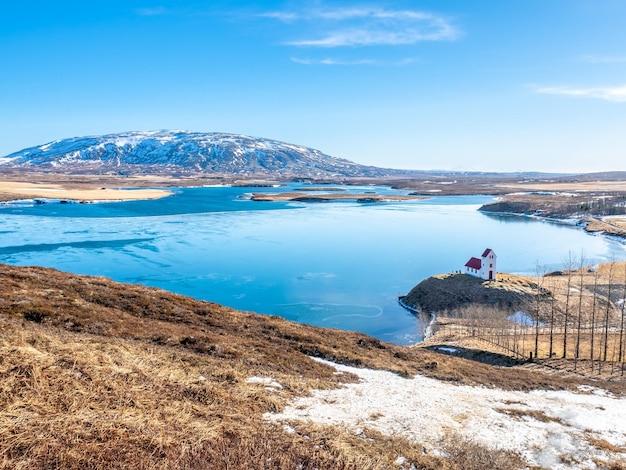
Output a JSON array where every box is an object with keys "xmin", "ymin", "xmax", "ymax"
[{"xmin": 441, "ymin": 434, "xmax": 526, "ymax": 470}]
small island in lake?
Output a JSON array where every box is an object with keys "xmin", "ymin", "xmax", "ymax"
[{"xmin": 248, "ymin": 192, "xmax": 424, "ymax": 202}]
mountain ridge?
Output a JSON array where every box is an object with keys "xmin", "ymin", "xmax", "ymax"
[{"xmin": 0, "ymin": 130, "xmax": 411, "ymax": 178}]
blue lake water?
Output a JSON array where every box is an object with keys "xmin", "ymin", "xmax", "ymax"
[{"xmin": 1, "ymin": 184, "xmax": 625, "ymax": 345}]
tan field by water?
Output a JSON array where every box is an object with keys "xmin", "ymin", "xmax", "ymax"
[{"xmin": 0, "ymin": 180, "xmax": 171, "ymax": 202}]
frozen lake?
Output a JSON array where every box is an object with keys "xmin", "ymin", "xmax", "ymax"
[{"xmin": 1, "ymin": 184, "xmax": 625, "ymax": 344}]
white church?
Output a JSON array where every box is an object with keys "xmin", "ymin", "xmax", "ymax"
[{"xmin": 464, "ymin": 248, "xmax": 497, "ymax": 281}]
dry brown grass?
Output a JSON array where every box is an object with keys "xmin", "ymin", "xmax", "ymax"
[
  {"xmin": 584, "ymin": 218, "xmax": 626, "ymax": 238},
  {"xmin": 2, "ymin": 263, "xmax": 623, "ymax": 468},
  {"xmin": 498, "ymin": 181, "xmax": 626, "ymax": 192},
  {"xmin": 0, "ymin": 181, "xmax": 171, "ymax": 202},
  {"xmin": 592, "ymin": 459, "xmax": 626, "ymax": 470},
  {"xmin": 496, "ymin": 407, "xmax": 563, "ymax": 424},
  {"xmin": 607, "ymin": 217, "xmax": 626, "ymax": 230},
  {"xmin": 481, "ymin": 190, "xmax": 626, "ymax": 225},
  {"xmin": 427, "ymin": 326, "xmax": 626, "ymax": 387},
  {"xmin": 403, "ymin": 272, "xmax": 539, "ymax": 314},
  {"xmin": 0, "ymin": 263, "xmax": 554, "ymax": 468},
  {"xmin": 418, "ymin": 262, "xmax": 626, "ymax": 387},
  {"xmin": 588, "ymin": 437, "xmax": 626, "ymax": 454},
  {"xmin": 440, "ymin": 434, "xmax": 526, "ymax": 470},
  {"xmin": 3, "ymin": 263, "xmax": 600, "ymax": 393},
  {"xmin": 3, "ymin": 318, "xmax": 460, "ymax": 469}
]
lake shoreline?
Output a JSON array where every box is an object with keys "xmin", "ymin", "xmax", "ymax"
[
  {"xmin": 0, "ymin": 181, "xmax": 172, "ymax": 203},
  {"xmin": 3, "ymin": 177, "xmax": 623, "ymax": 259},
  {"xmin": 248, "ymin": 192, "xmax": 425, "ymax": 203},
  {"xmin": 1, "ymin": 184, "xmax": 623, "ymax": 346},
  {"xmin": 480, "ymin": 209, "xmax": 626, "ymax": 244}
]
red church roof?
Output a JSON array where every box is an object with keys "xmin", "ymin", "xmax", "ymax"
[
  {"xmin": 465, "ymin": 257, "xmax": 482, "ymax": 269},
  {"xmin": 481, "ymin": 248, "xmax": 493, "ymax": 257}
]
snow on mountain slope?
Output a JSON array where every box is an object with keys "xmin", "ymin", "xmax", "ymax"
[{"xmin": 1, "ymin": 130, "xmax": 403, "ymax": 178}]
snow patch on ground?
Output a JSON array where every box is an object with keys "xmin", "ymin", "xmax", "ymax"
[
  {"xmin": 266, "ymin": 359, "xmax": 626, "ymax": 469},
  {"xmin": 507, "ymin": 311, "xmax": 535, "ymax": 325}
]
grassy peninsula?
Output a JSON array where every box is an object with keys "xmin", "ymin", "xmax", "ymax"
[{"xmin": 404, "ymin": 263, "xmax": 626, "ymax": 382}]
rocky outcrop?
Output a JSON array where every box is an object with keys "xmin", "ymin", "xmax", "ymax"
[{"xmin": 401, "ymin": 272, "xmax": 539, "ymax": 313}]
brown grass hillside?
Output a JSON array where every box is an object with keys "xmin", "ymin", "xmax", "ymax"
[{"xmin": 1, "ymin": 264, "xmax": 623, "ymax": 469}]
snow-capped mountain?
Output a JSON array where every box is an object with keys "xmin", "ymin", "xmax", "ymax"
[{"xmin": 1, "ymin": 130, "xmax": 404, "ymax": 178}]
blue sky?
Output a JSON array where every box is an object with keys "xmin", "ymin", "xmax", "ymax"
[{"xmin": 1, "ymin": 1, "xmax": 625, "ymax": 172}]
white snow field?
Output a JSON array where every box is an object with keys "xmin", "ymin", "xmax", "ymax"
[{"xmin": 266, "ymin": 359, "xmax": 626, "ymax": 469}]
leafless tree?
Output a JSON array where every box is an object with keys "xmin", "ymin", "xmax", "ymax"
[
  {"xmin": 547, "ymin": 274, "xmax": 558, "ymax": 359},
  {"xmin": 562, "ymin": 253, "xmax": 575, "ymax": 358},
  {"xmin": 602, "ymin": 261, "xmax": 615, "ymax": 364},
  {"xmin": 521, "ymin": 316, "xmax": 527, "ymax": 359},
  {"xmin": 590, "ymin": 267, "xmax": 600, "ymax": 372},
  {"xmin": 574, "ymin": 252, "xmax": 586, "ymax": 370},
  {"xmin": 534, "ymin": 263, "xmax": 546, "ymax": 360},
  {"xmin": 617, "ymin": 263, "xmax": 626, "ymax": 371}
]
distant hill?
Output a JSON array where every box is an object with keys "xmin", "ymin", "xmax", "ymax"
[{"xmin": 0, "ymin": 130, "xmax": 413, "ymax": 178}]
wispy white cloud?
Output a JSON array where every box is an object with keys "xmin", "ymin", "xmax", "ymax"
[
  {"xmin": 136, "ymin": 7, "xmax": 167, "ymax": 16},
  {"xmin": 262, "ymin": 6, "xmax": 458, "ymax": 48},
  {"xmin": 288, "ymin": 27, "xmax": 453, "ymax": 47},
  {"xmin": 264, "ymin": 7, "xmax": 445, "ymax": 23},
  {"xmin": 580, "ymin": 55, "xmax": 626, "ymax": 64},
  {"xmin": 291, "ymin": 57, "xmax": 416, "ymax": 66},
  {"xmin": 536, "ymin": 84, "xmax": 626, "ymax": 102},
  {"xmin": 291, "ymin": 57, "xmax": 376, "ymax": 65},
  {"xmin": 258, "ymin": 11, "xmax": 299, "ymax": 22}
]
